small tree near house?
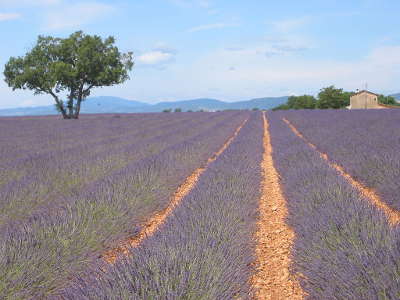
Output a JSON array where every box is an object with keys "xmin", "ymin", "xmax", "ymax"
[{"xmin": 4, "ymin": 31, "xmax": 134, "ymax": 119}]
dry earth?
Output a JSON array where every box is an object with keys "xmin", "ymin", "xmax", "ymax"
[{"xmin": 252, "ymin": 113, "xmax": 305, "ymax": 300}]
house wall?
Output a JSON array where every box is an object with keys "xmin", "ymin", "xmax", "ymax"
[{"xmin": 350, "ymin": 93, "xmax": 380, "ymax": 109}]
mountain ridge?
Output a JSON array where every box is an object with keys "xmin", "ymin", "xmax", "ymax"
[
  {"xmin": 0, "ymin": 96, "xmax": 288, "ymax": 116},
  {"xmin": 389, "ymin": 93, "xmax": 400, "ymax": 101}
]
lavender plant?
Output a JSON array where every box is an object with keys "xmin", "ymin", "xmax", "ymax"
[
  {"xmin": 281, "ymin": 109, "xmax": 400, "ymax": 210},
  {"xmin": 0, "ymin": 112, "xmax": 230, "ymax": 226},
  {"xmin": 56, "ymin": 112, "xmax": 264, "ymax": 300},
  {"xmin": 0, "ymin": 112, "xmax": 250, "ymax": 299},
  {"xmin": 268, "ymin": 112, "xmax": 400, "ymax": 300}
]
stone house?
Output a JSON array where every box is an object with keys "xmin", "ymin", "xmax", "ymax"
[{"xmin": 349, "ymin": 90, "xmax": 381, "ymax": 109}]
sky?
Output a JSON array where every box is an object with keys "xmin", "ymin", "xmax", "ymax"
[{"xmin": 1, "ymin": 0, "xmax": 400, "ymax": 108}]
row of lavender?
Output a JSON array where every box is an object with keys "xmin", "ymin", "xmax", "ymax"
[
  {"xmin": 55, "ymin": 112, "xmax": 264, "ymax": 300},
  {"xmin": 0, "ymin": 113, "xmax": 180, "ymax": 166},
  {"xmin": 268, "ymin": 112, "xmax": 400, "ymax": 299},
  {"xmin": 0, "ymin": 113, "xmax": 227, "ymax": 228},
  {"xmin": 0, "ymin": 113, "xmax": 211, "ymax": 178},
  {"xmin": 0, "ymin": 114, "xmax": 227, "ymax": 227},
  {"xmin": 0, "ymin": 112, "xmax": 249, "ymax": 299},
  {"xmin": 281, "ymin": 109, "xmax": 400, "ymax": 210},
  {"xmin": 0, "ymin": 113, "xmax": 196, "ymax": 190}
]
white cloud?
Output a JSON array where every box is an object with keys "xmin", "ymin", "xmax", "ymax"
[
  {"xmin": 258, "ymin": 17, "xmax": 315, "ymax": 58},
  {"xmin": 271, "ymin": 17, "xmax": 310, "ymax": 33},
  {"xmin": 0, "ymin": 13, "xmax": 21, "ymax": 21},
  {"xmin": 170, "ymin": 0, "xmax": 211, "ymax": 7},
  {"xmin": 137, "ymin": 50, "xmax": 175, "ymax": 65},
  {"xmin": 4, "ymin": 44, "xmax": 400, "ymax": 108},
  {"xmin": 227, "ymin": 37, "xmax": 312, "ymax": 58},
  {"xmin": 125, "ymin": 44, "xmax": 400, "ymax": 102},
  {"xmin": 0, "ymin": 0, "xmax": 60, "ymax": 6},
  {"xmin": 187, "ymin": 22, "xmax": 238, "ymax": 33},
  {"xmin": 198, "ymin": 0, "xmax": 211, "ymax": 8},
  {"xmin": 169, "ymin": 0, "xmax": 217, "ymax": 14},
  {"xmin": 43, "ymin": 2, "xmax": 114, "ymax": 30}
]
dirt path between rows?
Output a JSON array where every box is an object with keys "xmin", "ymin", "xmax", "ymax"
[
  {"xmin": 103, "ymin": 119, "xmax": 248, "ymax": 264},
  {"xmin": 252, "ymin": 113, "xmax": 304, "ymax": 300},
  {"xmin": 283, "ymin": 118, "xmax": 400, "ymax": 226}
]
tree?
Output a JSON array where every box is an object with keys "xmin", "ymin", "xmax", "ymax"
[
  {"xmin": 272, "ymin": 95, "xmax": 316, "ymax": 110},
  {"xmin": 378, "ymin": 95, "xmax": 398, "ymax": 105},
  {"xmin": 163, "ymin": 109, "xmax": 172, "ymax": 113},
  {"xmin": 287, "ymin": 95, "xmax": 317, "ymax": 109},
  {"xmin": 4, "ymin": 31, "xmax": 133, "ymax": 119},
  {"xmin": 316, "ymin": 86, "xmax": 352, "ymax": 109},
  {"xmin": 272, "ymin": 103, "xmax": 290, "ymax": 111},
  {"xmin": 174, "ymin": 108, "xmax": 182, "ymax": 112}
]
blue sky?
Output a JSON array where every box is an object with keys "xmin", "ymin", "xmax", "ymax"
[{"xmin": 1, "ymin": 0, "xmax": 400, "ymax": 108}]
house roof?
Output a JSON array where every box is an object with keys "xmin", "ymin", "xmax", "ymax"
[{"xmin": 351, "ymin": 90, "xmax": 380, "ymax": 97}]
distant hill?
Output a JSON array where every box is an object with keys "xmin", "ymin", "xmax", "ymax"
[
  {"xmin": 0, "ymin": 96, "xmax": 288, "ymax": 116},
  {"xmin": 226, "ymin": 97, "xmax": 289, "ymax": 110},
  {"xmin": 147, "ymin": 98, "xmax": 229, "ymax": 112},
  {"xmin": 0, "ymin": 97, "xmax": 149, "ymax": 116},
  {"xmin": 80, "ymin": 97, "xmax": 150, "ymax": 113},
  {"xmin": 390, "ymin": 93, "xmax": 400, "ymax": 101}
]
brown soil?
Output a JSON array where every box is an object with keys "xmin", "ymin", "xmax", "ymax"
[
  {"xmin": 252, "ymin": 113, "xmax": 305, "ymax": 300},
  {"xmin": 283, "ymin": 118, "xmax": 400, "ymax": 226},
  {"xmin": 103, "ymin": 119, "xmax": 248, "ymax": 264}
]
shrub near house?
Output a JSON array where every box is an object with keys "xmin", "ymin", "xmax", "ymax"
[{"xmin": 274, "ymin": 86, "xmax": 354, "ymax": 110}]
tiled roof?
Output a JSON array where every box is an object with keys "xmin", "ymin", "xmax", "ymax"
[{"xmin": 352, "ymin": 90, "xmax": 379, "ymax": 97}]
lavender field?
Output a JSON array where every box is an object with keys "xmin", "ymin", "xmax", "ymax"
[
  {"xmin": 1, "ymin": 110, "xmax": 400, "ymax": 300},
  {"xmin": 268, "ymin": 111, "xmax": 400, "ymax": 299},
  {"xmin": 281, "ymin": 109, "xmax": 400, "ymax": 210},
  {"xmin": 0, "ymin": 112, "xmax": 249, "ymax": 299}
]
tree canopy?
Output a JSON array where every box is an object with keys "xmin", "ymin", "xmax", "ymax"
[
  {"xmin": 288, "ymin": 95, "xmax": 317, "ymax": 109},
  {"xmin": 378, "ymin": 95, "xmax": 399, "ymax": 106},
  {"xmin": 273, "ymin": 86, "xmax": 355, "ymax": 110},
  {"xmin": 316, "ymin": 86, "xmax": 353, "ymax": 109},
  {"xmin": 272, "ymin": 95, "xmax": 317, "ymax": 111},
  {"xmin": 4, "ymin": 31, "xmax": 134, "ymax": 119}
]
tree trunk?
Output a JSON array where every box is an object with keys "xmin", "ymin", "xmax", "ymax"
[
  {"xmin": 58, "ymin": 103, "xmax": 69, "ymax": 119},
  {"xmin": 67, "ymin": 103, "xmax": 74, "ymax": 118},
  {"xmin": 67, "ymin": 90, "xmax": 75, "ymax": 118},
  {"xmin": 49, "ymin": 90, "xmax": 70, "ymax": 119},
  {"xmin": 73, "ymin": 84, "xmax": 85, "ymax": 119},
  {"xmin": 74, "ymin": 97, "xmax": 82, "ymax": 119}
]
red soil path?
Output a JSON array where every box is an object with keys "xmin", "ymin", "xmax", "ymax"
[
  {"xmin": 283, "ymin": 117, "xmax": 400, "ymax": 226},
  {"xmin": 103, "ymin": 119, "xmax": 248, "ymax": 264},
  {"xmin": 252, "ymin": 113, "xmax": 305, "ymax": 300}
]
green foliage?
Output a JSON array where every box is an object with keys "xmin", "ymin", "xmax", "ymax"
[
  {"xmin": 272, "ymin": 104, "xmax": 290, "ymax": 111},
  {"xmin": 252, "ymin": 107, "xmax": 259, "ymax": 111},
  {"xmin": 272, "ymin": 85, "xmax": 400, "ymax": 110},
  {"xmin": 174, "ymin": 108, "xmax": 182, "ymax": 112},
  {"xmin": 4, "ymin": 31, "xmax": 134, "ymax": 119},
  {"xmin": 273, "ymin": 95, "xmax": 316, "ymax": 110},
  {"xmin": 163, "ymin": 109, "xmax": 172, "ymax": 113},
  {"xmin": 287, "ymin": 95, "xmax": 317, "ymax": 109},
  {"xmin": 316, "ymin": 86, "xmax": 353, "ymax": 109},
  {"xmin": 378, "ymin": 95, "xmax": 399, "ymax": 105}
]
